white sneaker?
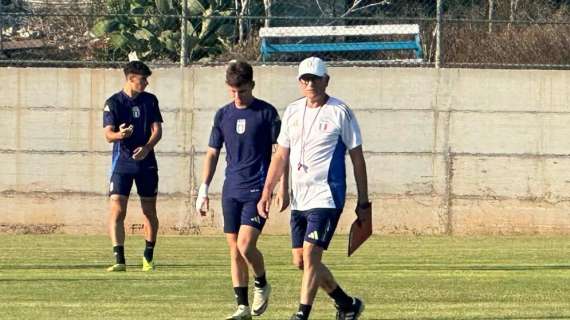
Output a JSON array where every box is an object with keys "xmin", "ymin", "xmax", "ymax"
[
  {"xmin": 225, "ymin": 305, "xmax": 252, "ymax": 320},
  {"xmin": 252, "ymin": 283, "xmax": 271, "ymax": 316}
]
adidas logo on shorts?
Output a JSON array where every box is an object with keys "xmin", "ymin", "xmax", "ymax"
[
  {"xmin": 250, "ymin": 216, "xmax": 261, "ymax": 224},
  {"xmin": 307, "ymin": 231, "xmax": 319, "ymax": 240}
]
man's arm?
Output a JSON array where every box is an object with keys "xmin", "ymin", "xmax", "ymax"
[
  {"xmin": 258, "ymin": 145, "xmax": 290, "ymax": 218},
  {"xmin": 104, "ymin": 125, "xmax": 120, "ymax": 143},
  {"xmin": 104, "ymin": 124, "xmax": 133, "ymax": 143},
  {"xmin": 196, "ymin": 147, "xmax": 221, "ymax": 214},
  {"xmin": 146, "ymin": 122, "xmax": 163, "ymax": 149},
  {"xmin": 349, "ymin": 145, "xmax": 369, "ymax": 208},
  {"xmin": 132, "ymin": 122, "xmax": 162, "ymax": 160},
  {"xmin": 201, "ymin": 147, "xmax": 221, "ymax": 186},
  {"xmin": 274, "ymin": 149, "xmax": 290, "ymax": 212}
]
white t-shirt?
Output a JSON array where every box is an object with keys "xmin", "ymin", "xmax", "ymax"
[{"xmin": 277, "ymin": 96, "xmax": 362, "ymax": 210}]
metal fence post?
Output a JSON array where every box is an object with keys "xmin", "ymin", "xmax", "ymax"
[
  {"xmin": 180, "ymin": 0, "xmax": 188, "ymax": 68},
  {"xmin": 435, "ymin": 0, "xmax": 443, "ymax": 68}
]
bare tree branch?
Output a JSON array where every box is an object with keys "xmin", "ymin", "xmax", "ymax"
[
  {"xmin": 343, "ymin": 0, "xmax": 363, "ymax": 16},
  {"xmin": 315, "ymin": 0, "xmax": 326, "ymax": 16},
  {"xmin": 342, "ymin": 0, "xmax": 390, "ymax": 17},
  {"xmin": 341, "ymin": 0, "xmax": 390, "ymax": 17}
]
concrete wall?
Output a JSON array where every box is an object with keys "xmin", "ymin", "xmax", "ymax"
[{"xmin": 2, "ymin": 66, "xmax": 570, "ymax": 235}]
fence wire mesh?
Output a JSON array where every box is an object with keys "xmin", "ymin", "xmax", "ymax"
[{"xmin": 0, "ymin": 0, "xmax": 570, "ymax": 68}]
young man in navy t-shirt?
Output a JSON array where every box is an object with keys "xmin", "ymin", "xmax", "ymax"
[
  {"xmin": 103, "ymin": 60, "xmax": 163, "ymax": 272},
  {"xmin": 195, "ymin": 60, "xmax": 288, "ymax": 320}
]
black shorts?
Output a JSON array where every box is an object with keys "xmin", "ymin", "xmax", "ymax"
[
  {"xmin": 290, "ymin": 208, "xmax": 342, "ymax": 250},
  {"xmin": 222, "ymin": 190, "xmax": 265, "ymax": 234},
  {"xmin": 109, "ymin": 170, "xmax": 159, "ymax": 197}
]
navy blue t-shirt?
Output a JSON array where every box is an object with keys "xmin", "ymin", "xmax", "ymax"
[
  {"xmin": 209, "ymin": 98, "xmax": 280, "ymax": 195},
  {"xmin": 103, "ymin": 91, "xmax": 163, "ymax": 174}
]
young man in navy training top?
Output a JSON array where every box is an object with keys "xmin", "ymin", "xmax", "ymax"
[
  {"xmin": 195, "ymin": 60, "xmax": 289, "ymax": 320},
  {"xmin": 258, "ymin": 57, "xmax": 371, "ymax": 320},
  {"xmin": 103, "ymin": 60, "xmax": 163, "ymax": 272}
]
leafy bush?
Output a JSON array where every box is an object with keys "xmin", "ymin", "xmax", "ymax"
[{"xmin": 91, "ymin": 0, "xmax": 237, "ymax": 61}]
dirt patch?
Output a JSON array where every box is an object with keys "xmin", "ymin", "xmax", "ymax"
[
  {"xmin": 0, "ymin": 223, "xmax": 64, "ymax": 234},
  {"xmin": 171, "ymin": 224, "xmax": 202, "ymax": 235}
]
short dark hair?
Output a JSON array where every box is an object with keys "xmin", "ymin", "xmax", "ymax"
[
  {"xmin": 226, "ymin": 60, "xmax": 253, "ymax": 86},
  {"xmin": 123, "ymin": 61, "xmax": 152, "ymax": 77}
]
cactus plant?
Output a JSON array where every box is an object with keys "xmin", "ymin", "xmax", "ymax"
[{"xmin": 91, "ymin": 0, "xmax": 237, "ymax": 61}]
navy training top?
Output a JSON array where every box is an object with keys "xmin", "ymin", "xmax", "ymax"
[
  {"xmin": 103, "ymin": 91, "xmax": 163, "ymax": 174},
  {"xmin": 209, "ymin": 98, "xmax": 280, "ymax": 196}
]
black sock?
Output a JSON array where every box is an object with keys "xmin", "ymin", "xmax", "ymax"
[
  {"xmin": 296, "ymin": 304, "xmax": 312, "ymax": 319},
  {"xmin": 234, "ymin": 287, "xmax": 249, "ymax": 306},
  {"xmin": 144, "ymin": 241, "xmax": 155, "ymax": 262},
  {"xmin": 254, "ymin": 273, "xmax": 267, "ymax": 288},
  {"xmin": 113, "ymin": 245, "xmax": 125, "ymax": 264},
  {"xmin": 328, "ymin": 285, "xmax": 353, "ymax": 310}
]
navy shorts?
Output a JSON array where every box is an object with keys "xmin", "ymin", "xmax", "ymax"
[
  {"xmin": 222, "ymin": 191, "xmax": 265, "ymax": 234},
  {"xmin": 290, "ymin": 208, "xmax": 342, "ymax": 250},
  {"xmin": 109, "ymin": 170, "xmax": 159, "ymax": 197}
]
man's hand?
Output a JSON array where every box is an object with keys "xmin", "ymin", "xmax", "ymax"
[
  {"xmin": 274, "ymin": 188, "xmax": 290, "ymax": 213},
  {"xmin": 132, "ymin": 146, "xmax": 150, "ymax": 160},
  {"xmin": 355, "ymin": 202, "xmax": 372, "ymax": 225},
  {"xmin": 195, "ymin": 183, "xmax": 209, "ymax": 216},
  {"xmin": 257, "ymin": 193, "xmax": 273, "ymax": 219},
  {"xmin": 118, "ymin": 123, "xmax": 133, "ymax": 139}
]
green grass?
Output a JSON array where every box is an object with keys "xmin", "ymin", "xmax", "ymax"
[{"xmin": 1, "ymin": 235, "xmax": 570, "ymax": 319}]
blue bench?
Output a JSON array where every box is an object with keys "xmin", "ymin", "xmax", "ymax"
[{"xmin": 259, "ymin": 24, "xmax": 423, "ymax": 62}]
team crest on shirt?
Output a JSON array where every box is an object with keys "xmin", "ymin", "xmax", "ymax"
[
  {"xmin": 291, "ymin": 119, "xmax": 300, "ymax": 129},
  {"xmin": 319, "ymin": 120, "xmax": 333, "ymax": 132},
  {"xmin": 236, "ymin": 119, "xmax": 246, "ymax": 134},
  {"xmin": 132, "ymin": 106, "xmax": 141, "ymax": 118}
]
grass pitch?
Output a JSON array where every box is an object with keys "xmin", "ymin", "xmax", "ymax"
[{"xmin": 1, "ymin": 234, "xmax": 570, "ymax": 319}]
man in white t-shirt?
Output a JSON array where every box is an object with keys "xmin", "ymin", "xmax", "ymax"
[{"xmin": 257, "ymin": 57, "xmax": 371, "ymax": 320}]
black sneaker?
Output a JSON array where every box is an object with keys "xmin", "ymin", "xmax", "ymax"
[
  {"xmin": 336, "ymin": 297, "xmax": 365, "ymax": 320},
  {"xmin": 290, "ymin": 312, "xmax": 306, "ymax": 320}
]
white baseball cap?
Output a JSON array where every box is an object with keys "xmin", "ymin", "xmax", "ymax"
[{"xmin": 297, "ymin": 57, "xmax": 327, "ymax": 80}]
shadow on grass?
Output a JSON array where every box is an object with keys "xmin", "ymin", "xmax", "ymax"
[
  {"xmin": 0, "ymin": 263, "xmax": 229, "ymax": 270},
  {"xmin": 374, "ymin": 315, "xmax": 570, "ymax": 320},
  {"xmin": 334, "ymin": 264, "xmax": 570, "ymax": 272},
  {"xmin": 0, "ymin": 278, "xmax": 192, "ymax": 282},
  {"xmin": 374, "ymin": 317, "xmax": 570, "ymax": 320},
  {"xmin": 2, "ymin": 263, "xmax": 570, "ymax": 272}
]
